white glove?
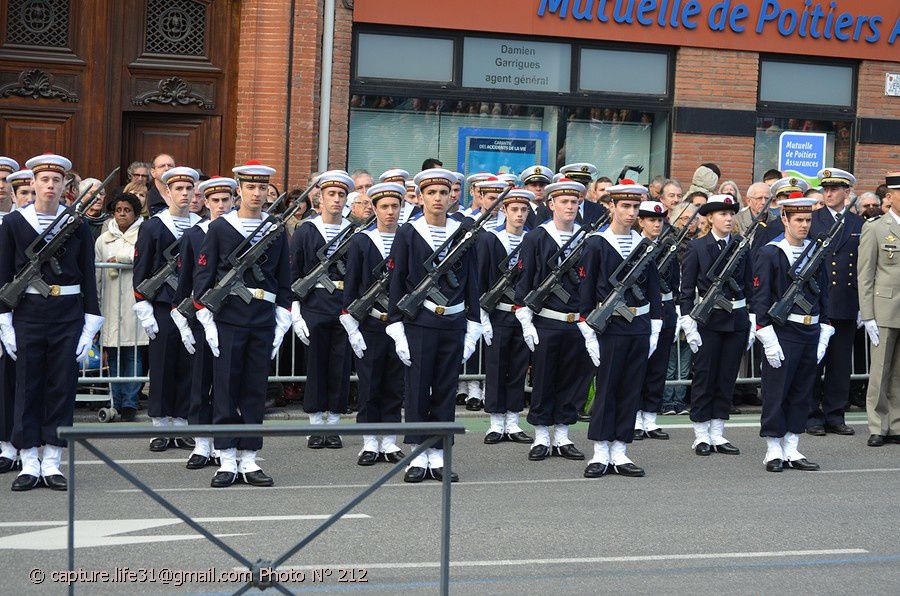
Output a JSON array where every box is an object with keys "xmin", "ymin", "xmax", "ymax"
[
  {"xmin": 0, "ymin": 312, "xmax": 15, "ymax": 361},
  {"xmin": 673, "ymin": 305, "xmax": 684, "ymax": 338},
  {"xmin": 863, "ymin": 319, "xmax": 879, "ymax": 347},
  {"xmin": 132, "ymin": 300, "xmax": 158, "ymax": 340},
  {"xmin": 649, "ymin": 319, "xmax": 662, "ymax": 359},
  {"xmin": 75, "ymin": 314, "xmax": 104, "ymax": 364},
  {"xmin": 196, "ymin": 308, "xmax": 220, "ymax": 357},
  {"xmin": 170, "ymin": 309, "xmax": 196, "ymax": 355},
  {"xmin": 747, "ymin": 313, "xmax": 757, "ymax": 352},
  {"xmin": 577, "ymin": 321, "xmax": 600, "ymax": 367},
  {"xmin": 385, "ymin": 321, "xmax": 411, "ymax": 366},
  {"xmin": 515, "ymin": 306, "xmax": 539, "ymax": 352},
  {"xmin": 290, "ymin": 301, "xmax": 310, "ymax": 346},
  {"xmin": 462, "ymin": 320, "xmax": 482, "ymax": 363},
  {"xmin": 480, "ymin": 309, "xmax": 493, "ymax": 346},
  {"xmin": 756, "ymin": 325, "xmax": 784, "ymax": 368},
  {"xmin": 339, "ymin": 312, "xmax": 367, "ymax": 359},
  {"xmin": 817, "ymin": 323, "xmax": 835, "ymax": 364},
  {"xmin": 272, "ymin": 306, "xmax": 292, "ymax": 360},
  {"xmin": 856, "ymin": 311, "xmax": 863, "ymax": 329},
  {"xmin": 679, "ymin": 314, "xmax": 702, "ymax": 354}
]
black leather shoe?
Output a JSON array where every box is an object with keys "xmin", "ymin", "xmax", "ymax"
[
  {"xmin": 694, "ymin": 442, "xmax": 711, "ymax": 456},
  {"xmin": 242, "ymin": 469, "xmax": 274, "ymax": 486},
  {"xmin": 210, "ymin": 471, "xmax": 237, "ymax": 488},
  {"xmin": 528, "ymin": 445, "xmax": 550, "ymax": 461},
  {"xmin": 186, "ymin": 454, "xmax": 210, "ymax": 470},
  {"xmin": 383, "ymin": 451, "xmax": 405, "ymax": 464},
  {"xmin": 765, "ymin": 459, "xmax": 784, "ymax": 472},
  {"xmin": 465, "ymin": 397, "xmax": 483, "ymax": 411},
  {"xmin": 867, "ymin": 434, "xmax": 886, "ymax": 447},
  {"xmin": 611, "ymin": 462, "xmax": 645, "ymax": 477},
  {"xmin": 507, "ymin": 431, "xmax": 533, "ymax": 443},
  {"xmin": 806, "ymin": 425, "xmax": 826, "ymax": 436},
  {"xmin": 785, "ymin": 458, "xmax": 820, "ymax": 471},
  {"xmin": 429, "ymin": 467, "xmax": 459, "ymax": 482},
  {"xmin": 173, "ymin": 438, "xmax": 195, "ymax": 450},
  {"xmin": 633, "ymin": 430, "xmax": 645, "ymax": 440},
  {"xmin": 11, "ymin": 474, "xmax": 40, "ymax": 491},
  {"xmin": 553, "ymin": 444, "xmax": 585, "ymax": 460},
  {"xmin": 149, "ymin": 437, "xmax": 169, "ymax": 452},
  {"xmin": 484, "ymin": 432, "xmax": 504, "ymax": 445},
  {"xmin": 357, "ymin": 451, "xmax": 379, "ymax": 466},
  {"xmin": 307, "ymin": 435, "xmax": 325, "ymax": 449},
  {"xmin": 43, "ymin": 474, "xmax": 67, "ymax": 491},
  {"xmin": 583, "ymin": 462, "xmax": 608, "ymax": 478},
  {"xmin": 403, "ymin": 466, "xmax": 427, "ymax": 483},
  {"xmin": 324, "ymin": 435, "xmax": 343, "ymax": 449},
  {"xmin": 886, "ymin": 435, "xmax": 900, "ymax": 444},
  {"xmin": 824, "ymin": 423, "xmax": 855, "ymax": 436},
  {"xmin": 119, "ymin": 407, "xmax": 137, "ymax": 422},
  {"xmin": 711, "ymin": 442, "xmax": 740, "ymax": 455},
  {"xmin": 0, "ymin": 457, "xmax": 15, "ymax": 474},
  {"xmin": 456, "ymin": 391, "xmax": 468, "ymax": 405},
  {"xmin": 645, "ymin": 429, "xmax": 670, "ymax": 440}
]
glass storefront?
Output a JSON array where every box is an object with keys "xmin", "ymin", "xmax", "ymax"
[{"xmin": 753, "ymin": 117, "xmax": 853, "ymax": 182}]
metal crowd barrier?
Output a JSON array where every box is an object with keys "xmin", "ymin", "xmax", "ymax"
[{"xmin": 57, "ymin": 422, "xmax": 465, "ymax": 596}]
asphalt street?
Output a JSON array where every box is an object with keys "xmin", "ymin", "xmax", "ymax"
[{"xmin": 1, "ymin": 412, "xmax": 897, "ymax": 595}]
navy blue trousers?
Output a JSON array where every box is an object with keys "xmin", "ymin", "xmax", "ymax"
[
  {"xmin": 527, "ymin": 324, "xmax": 593, "ymax": 427},
  {"xmin": 641, "ymin": 325, "xmax": 675, "ymax": 413},
  {"xmin": 810, "ymin": 318, "xmax": 854, "ymax": 426},
  {"xmin": 0, "ymin": 352, "xmax": 14, "ymax": 442},
  {"xmin": 355, "ymin": 328, "xmax": 404, "ymax": 424},
  {"xmin": 188, "ymin": 322, "xmax": 214, "ymax": 425},
  {"xmin": 690, "ymin": 327, "xmax": 744, "ymax": 423},
  {"xmin": 148, "ymin": 302, "xmax": 191, "ymax": 419},
  {"xmin": 589, "ymin": 333, "xmax": 648, "ymax": 442},
  {"xmin": 403, "ymin": 323, "xmax": 463, "ymax": 445},
  {"xmin": 761, "ymin": 338, "xmax": 817, "ymax": 437},
  {"xmin": 483, "ymin": 324, "xmax": 530, "ymax": 414},
  {"xmin": 303, "ymin": 310, "xmax": 350, "ymax": 414}
]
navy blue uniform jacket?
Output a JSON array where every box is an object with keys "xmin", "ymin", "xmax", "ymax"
[
  {"xmin": 289, "ymin": 215, "xmax": 351, "ymax": 316},
  {"xmin": 343, "ymin": 226, "xmax": 392, "ymax": 333},
  {"xmin": 810, "ymin": 207, "xmax": 863, "ymax": 320}
]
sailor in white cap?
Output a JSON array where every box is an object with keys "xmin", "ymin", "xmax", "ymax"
[
  {"xmin": 520, "ymin": 165, "xmax": 553, "ymax": 227},
  {"xmin": 807, "ymin": 168, "xmax": 862, "ymax": 437},
  {"xmin": 752, "ymin": 194, "xmax": 833, "ymax": 472},
  {"xmin": 1, "ymin": 153, "xmax": 103, "ymax": 491},
  {"xmin": 449, "ymin": 172, "xmax": 465, "ymax": 214},
  {"xmin": 378, "ymin": 168, "xmax": 410, "ymax": 185},
  {"xmin": 133, "ymin": 166, "xmax": 202, "ymax": 454},
  {"xmin": 193, "ymin": 160, "xmax": 291, "ymax": 488},
  {"xmin": 0, "ymin": 157, "xmax": 19, "ymax": 222},
  {"xmin": 537, "ymin": 163, "xmax": 607, "ymax": 225},
  {"xmin": 387, "ymin": 168, "xmax": 481, "ymax": 483},
  {"xmin": 7, "ymin": 170, "xmax": 35, "ymax": 209},
  {"xmin": 678, "ymin": 193, "xmax": 752, "ymax": 458},
  {"xmin": 171, "ymin": 176, "xmax": 236, "ymax": 470},
  {"xmin": 290, "ymin": 169, "xmax": 356, "ymax": 450},
  {"xmin": 341, "ymin": 182, "xmax": 406, "ymax": 466},
  {"xmin": 0, "ymin": 156, "xmax": 20, "ymax": 475},
  {"xmin": 396, "ymin": 176, "xmax": 422, "ymax": 225},
  {"xmin": 477, "ymin": 188, "xmax": 533, "ymax": 445},
  {"xmin": 462, "ymin": 172, "xmax": 493, "ymax": 220},
  {"xmin": 579, "ymin": 182, "xmax": 662, "ymax": 478},
  {"xmin": 514, "ymin": 178, "xmax": 591, "ymax": 463}
]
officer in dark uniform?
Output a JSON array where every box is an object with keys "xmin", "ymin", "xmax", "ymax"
[
  {"xmin": 341, "ymin": 182, "xmax": 406, "ymax": 466},
  {"xmin": 678, "ymin": 194, "xmax": 754, "ymax": 456},
  {"xmin": 0, "ymin": 156, "xmax": 20, "ymax": 474},
  {"xmin": 171, "ymin": 176, "xmax": 236, "ymax": 469},
  {"xmin": 193, "ymin": 161, "xmax": 293, "ymax": 488},
  {"xmin": 579, "ymin": 183, "xmax": 662, "ymax": 478},
  {"xmin": 753, "ymin": 195, "xmax": 834, "ymax": 472},
  {"xmin": 807, "ymin": 168, "xmax": 862, "ymax": 436},
  {"xmin": 519, "ymin": 165, "xmax": 552, "ymax": 229},
  {"xmin": 386, "ymin": 168, "xmax": 482, "ymax": 483},
  {"xmin": 133, "ymin": 166, "xmax": 201, "ymax": 452},
  {"xmin": 477, "ymin": 188, "xmax": 533, "ymax": 445},
  {"xmin": 0, "ymin": 154, "xmax": 103, "ymax": 491},
  {"xmin": 290, "ymin": 170, "xmax": 356, "ymax": 449}
]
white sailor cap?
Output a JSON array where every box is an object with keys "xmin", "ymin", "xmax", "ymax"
[
  {"xmin": 232, "ymin": 160, "xmax": 276, "ymax": 183},
  {"xmin": 452, "ymin": 171, "xmax": 465, "ymax": 185},
  {"xmin": 465, "ymin": 172, "xmax": 493, "ymax": 187},
  {"xmin": 817, "ymin": 168, "xmax": 856, "ymax": 187},
  {"xmin": 607, "ymin": 179, "xmax": 649, "ymax": 202},
  {"xmin": 316, "ymin": 170, "xmax": 355, "ymax": 192},
  {"xmin": 379, "ymin": 168, "xmax": 410, "ymax": 184},
  {"xmin": 474, "ymin": 176, "xmax": 507, "ymax": 193},
  {"xmin": 0, "ymin": 156, "xmax": 19, "ymax": 174},
  {"xmin": 161, "ymin": 166, "xmax": 200, "ymax": 186},
  {"xmin": 520, "ymin": 165, "xmax": 553, "ymax": 185},
  {"xmin": 404, "ymin": 179, "xmax": 418, "ymax": 192},
  {"xmin": 368, "ymin": 182, "xmax": 405, "ymax": 204},
  {"xmin": 770, "ymin": 176, "xmax": 810, "ymax": 198},
  {"xmin": 544, "ymin": 178, "xmax": 586, "ymax": 200},
  {"xmin": 551, "ymin": 173, "xmax": 565, "ymax": 184},
  {"xmin": 778, "ymin": 192, "xmax": 820, "ymax": 214},
  {"xmin": 6, "ymin": 169, "xmax": 33, "ymax": 188},
  {"xmin": 197, "ymin": 176, "xmax": 238, "ymax": 197},
  {"xmin": 498, "ymin": 173, "xmax": 520, "ymax": 187},
  {"xmin": 886, "ymin": 172, "xmax": 900, "ymax": 189},
  {"xmin": 414, "ymin": 168, "xmax": 455, "ymax": 190},
  {"xmin": 503, "ymin": 188, "xmax": 535, "ymax": 206},
  {"xmin": 25, "ymin": 153, "xmax": 72, "ymax": 176},
  {"xmin": 699, "ymin": 193, "xmax": 740, "ymax": 216},
  {"xmin": 559, "ymin": 163, "xmax": 597, "ymax": 183},
  {"xmin": 638, "ymin": 200, "xmax": 667, "ymax": 218}
]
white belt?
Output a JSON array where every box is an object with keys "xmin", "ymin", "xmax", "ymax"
[
  {"xmin": 714, "ymin": 298, "xmax": 746, "ymax": 310},
  {"xmin": 26, "ymin": 284, "xmax": 80, "ymax": 296},
  {"xmin": 315, "ymin": 280, "xmax": 344, "ymax": 290},
  {"xmin": 369, "ymin": 308, "xmax": 389, "ymax": 322},
  {"xmin": 423, "ymin": 300, "xmax": 465, "ymax": 316},
  {"xmin": 602, "ymin": 303, "xmax": 650, "ymax": 318},
  {"xmin": 787, "ymin": 313, "xmax": 819, "ymax": 325},
  {"xmin": 246, "ymin": 288, "xmax": 276, "ymax": 303},
  {"xmin": 535, "ymin": 307, "xmax": 580, "ymax": 324},
  {"xmin": 496, "ymin": 302, "xmax": 516, "ymax": 313},
  {"xmin": 661, "ymin": 292, "xmax": 673, "ymax": 302}
]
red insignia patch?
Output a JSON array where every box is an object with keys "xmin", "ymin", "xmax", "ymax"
[
  {"xmin": 578, "ymin": 266, "xmax": 586, "ymax": 279},
  {"xmin": 198, "ymin": 254, "xmax": 207, "ymax": 266},
  {"xmin": 387, "ymin": 257, "xmax": 395, "ymax": 271},
  {"xmin": 516, "ymin": 260, "xmax": 524, "ymax": 270},
  {"xmin": 752, "ymin": 275, "xmax": 760, "ymax": 288},
  {"xmin": 654, "ymin": 205, "xmax": 662, "ymax": 213},
  {"xmin": 133, "ymin": 248, "xmax": 138, "ymax": 259},
  {"xmin": 176, "ymin": 257, "xmax": 182, "ymax": 268}
]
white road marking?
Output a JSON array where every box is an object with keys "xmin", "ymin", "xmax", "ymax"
[{"xmin": 814, "ymin": 468, "xmax": 900, "ymax": 474}]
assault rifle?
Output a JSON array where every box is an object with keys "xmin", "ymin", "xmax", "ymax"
[
  {"xmin": 479, "ymin": 244, "xmax": 524, "ymax": 313},
  {"xmin": 135, "ymin": 238, "xmax": 181, "ymax": 300},
  {"xmin": 291, "ymin": 214, "xmax": 375, "ymax": 299},
  {"xmin": 0, "ymin": 167, "xmax": 119, "ymax": 308},
  {"xmin": 346, "ymin": 256, "xmax": 390, "ymax": 322},
  {"xmin": 584, "ymin": 237, "xmax": 658, "ymax": 334},
  {"xmin": 655, "ymin": 205, "xmax": 702, "ymax": 294}
]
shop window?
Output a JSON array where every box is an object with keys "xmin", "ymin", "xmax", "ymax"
[
  {"xmin": 356, "ymin": 33, "xmax": 454, "ymax": 83},
  {"xmin": 579, "ymin": 48, "xmax": 668, "ymax": 96},
  {"xmin": 753, "ymin": 117, "xmax": 853, "ymax": 182},
  {"xmin": 759, "ymin": 60, "xmax": 854, "ymax": 107}
]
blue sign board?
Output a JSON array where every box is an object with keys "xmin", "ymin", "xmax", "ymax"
[{"xmin": 778, "ymin": 131, "xmax": 828, "ymax": 181}]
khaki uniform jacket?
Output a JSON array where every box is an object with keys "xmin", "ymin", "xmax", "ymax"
[{"xmin": 857, "ymin": 212, "xmax": 900, "ymax": 329}]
